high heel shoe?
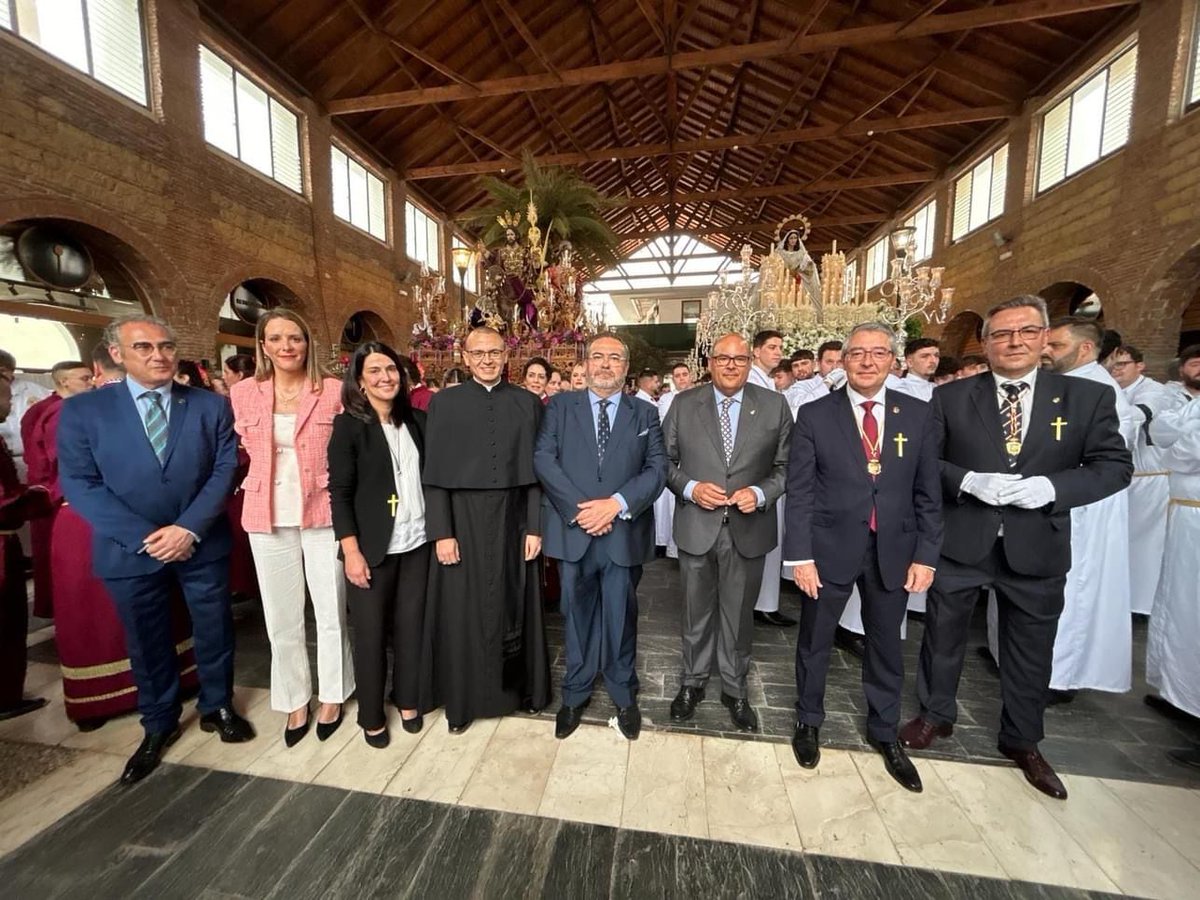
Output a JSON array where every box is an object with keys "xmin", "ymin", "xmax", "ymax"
[
  {"xmin": 316, "ymin": 706, "xmax": 344, "ymax": 741},
  {"xmin": 284, "ymin": 705, "xmax": 310, "ymax": 747},
  {"xmin": 364, "ymin": 728, "xmax": 389, "ymax": 749},
  {"xmin": 401, "ymin": 713, "xmax": 424, "ymax": 734}
]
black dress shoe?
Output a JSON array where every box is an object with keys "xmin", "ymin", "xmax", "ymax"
[
  {"xmin": 364, "ymin": 728, "xmax": 390, "ymax": 749},
  {"xmin": 834, "ymin": 626, "xmax": 866, "ymax": 659},
  {"xmin": 0, "ymin": 697, "xmax": 47, "ymax": 721},
  {"xmin": 872, "ymin": 739, "xmax": 923, "ymax": 793},
  {"xmin": 1046, "ymin": 689, "xmax": 1076, "ymax": 706},
  {"xmin": 199, "ymin": 706, "xmax": 255, "ymax": 743},
  {"xmin": 792, "ymin": 723, "xmax": 820, "ymax": 769},
  {"xmin": 401, "ymin": 714, "xmax": 424, "ymax": 734},
  {"xmin": 669, "ymin": 686, "xmax": 704, "ymax": 721},
  {"xmin": 555, "ymin": 700, "xmax": 590, "ymax": 739},
  {"xmin": 720, "ymin": 693, "xmax": 759, "ymax": 732},
  {"xmin": 284, "ymin": 710, "xmax": 310, "ymax": 748},
  {"xmin": 448, "ymin": 719, "xmax": 472, "ymax": 734},
  {"xmin": 754, "ymin": 610, "xmax": 797, "ymax": 627},
  {"xmin": 316, "ymin": 707, "xmax": 344, "ymax": 741},
  {"xmin": 121, "ymin": 729, "xmax": 181, "ymax": 785},
  {"xmin": 616, "ymin": 705, "xmax": 641, "ymax": 740},
  {"xmin": 75, "ymin": 717, "xmax": 107, "ymax": 733}
]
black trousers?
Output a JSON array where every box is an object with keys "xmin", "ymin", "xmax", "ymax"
[
  {"xmin": 347, "ymin": 543, "xmax": 431, "ymax": 731},
  {"xmin": 917, "ymin": 539, "xmax": 1066, "ymax": 752},
  {"xmin": 794, "ymin": 533, "xmax": 907, "ymax": 742},
  {"xmin": 0, "ymin": 536, "xmax": 28, "ymax": 709}
]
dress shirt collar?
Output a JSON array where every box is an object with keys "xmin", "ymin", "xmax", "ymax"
[
  {"xmin": 991, "ymin": 367, "xmax": 1038, "ymax": 394},
  {"xmin": 588, "ymin": 389, "xmax": 620, "ymax": 409},
  {"xmin": 126, "ymin": 375, "xmax": 173, "ymax": 405},
  {"xmin": 712, "ymin": 386, "xmax": 744, "ymax": 406},
  {"xmin": 845, "ymin": 383, "xmax": 886, "ymax": 408}
]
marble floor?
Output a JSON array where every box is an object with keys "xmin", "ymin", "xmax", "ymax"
[{"xmin": 5, "ymin": 559, "xmax": 1200, "ymax": 898}]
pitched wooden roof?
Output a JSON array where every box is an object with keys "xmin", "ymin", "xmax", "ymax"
[{"xmin": 203, "ymin": 0, "xmax": 1137, "ymax": 258}]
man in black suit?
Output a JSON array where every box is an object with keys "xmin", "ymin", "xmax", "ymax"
[
  {"xmin": 784, "ymin": 323, "xmax": 942, "ymax": 791},
  {"xmin": 900, "ymin": 295, "xmax": 1132, "ymax": 800}
]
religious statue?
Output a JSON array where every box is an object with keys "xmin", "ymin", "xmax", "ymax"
[{"xmin": 776, "ymin": 228, "xmax": 821, "ymax": 310}]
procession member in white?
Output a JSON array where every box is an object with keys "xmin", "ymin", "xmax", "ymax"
[
  {"xmin": 634, "ymin": 369, "xmax": 659, "ymax": 406},
  {"xmin": 654, "ymin": 363, "xmax": 693, "ymax": 559},
  {"xmin": 1145, "ymin": 350, "xmax": 1200, "ymax": 718},
  {"xmin": 1041, "ymin": 318, "xmax": 1138, "ymax": 696},
  {"xmin": 1109, "ymin": 344, "xmax": 1188, "ymax": 614},
  {"xmin": 885, "ymin": 339, "xmax": 939, "ymax": 404},
  {"xmin": 748, "ymin": 330, "xmax": 794, "ymax": 626}
]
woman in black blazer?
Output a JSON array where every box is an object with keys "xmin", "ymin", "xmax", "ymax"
[{"xmin": 328, "ymin": 341, "xmax": 429, "ymax": 748}]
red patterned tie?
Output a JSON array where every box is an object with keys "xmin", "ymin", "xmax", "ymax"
[{"xmin": 861, "ymin": 401, "xmax": 878, "ymax": 533}]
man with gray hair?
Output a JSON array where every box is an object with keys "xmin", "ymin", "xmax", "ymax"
[{"xmin": 901, "ymin": 296, "xmax": 1131, "ymax": 801}]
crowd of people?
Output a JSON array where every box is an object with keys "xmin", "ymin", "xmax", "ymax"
[{"xmin": 0, "ymin": 297, "xmax": 1196, "ymax": 799}]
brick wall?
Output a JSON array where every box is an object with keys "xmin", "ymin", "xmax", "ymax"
[{"xmin": 0, "ymin": 0, "xmax": 458, "ymax": 362}]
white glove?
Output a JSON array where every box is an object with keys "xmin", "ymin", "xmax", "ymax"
[
  {"xmin": 960, "ymin": 471, "xmax": 1022, "ymax": 506},
  {"xmin": 824, "ymin": 367, "xmax": 848, "ymax": 389},
  {"xmin": 998, "ymin": 476, "xmax": 1056, "ymax": 509}
]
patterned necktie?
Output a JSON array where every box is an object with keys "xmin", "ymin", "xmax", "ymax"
[
  {"xmin": 719, "ymin": 397, "xmax": 735, "ymax": 465},
  {"xmin": 860, "ymin": 401, "xmax": 878, "ymax": 532},
  {"xmin": 1000, "ymin": 381, "xmax": 1028, "ymax": 467},
  {"xmin": 142, "ymin": 391, "xmax": 168, "ymax": 463},
  {"xmin": 597, "ymin": 399, "xmax": 611, "ymax": 468}
]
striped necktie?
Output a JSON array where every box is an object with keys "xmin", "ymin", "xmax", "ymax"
[{"xmin": 142, "ymin": 391, "xmax": 168, "ymax": 463}]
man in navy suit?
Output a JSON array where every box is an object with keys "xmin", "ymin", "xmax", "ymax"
[
  {"xmin": 535, "ymin": 334, "xmax": 667, "ymax": 741},
  {"xmin": 58, "ymin": 314, "xmax": 254, "ymax": 784},
  {"xmin": 784, "ymin": 323, "xmax": 942, "ymax": 791}
]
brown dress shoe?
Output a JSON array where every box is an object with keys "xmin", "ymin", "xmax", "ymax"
[
  {"xmin": 1000, "ymin": 747, "xmax": 1068, "ymax": 800},
  {"xmin": 898, "ymin": 716, "xmax": 953, "ymax": 750}
]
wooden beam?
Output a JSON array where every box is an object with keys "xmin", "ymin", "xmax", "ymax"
[
  {"xmin": 614, "ymin": 213, "xmax": 886, "ymax": 240},
  {"xmin": 617, "ymin": 170, "xmax": 937, "ymax": 209},
  {"xmin": 407, "ymin": 104, "xmax": 1013, "ymax": 179},
  {"xmin": 328, "ymin": 0, "xmax": 1135, "ymax": 113}
]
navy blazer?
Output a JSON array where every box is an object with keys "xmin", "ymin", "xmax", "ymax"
[
  {"xmin": 534, "ymin": 390, "xmax": 667, "ymax": 567},
  {"xmin": 784, "ymin": 388, "xmax": 943, "ymax": 591},
  {"xmin": 57, "ymin": 381, "xmax": 239, "ymax": 578}
]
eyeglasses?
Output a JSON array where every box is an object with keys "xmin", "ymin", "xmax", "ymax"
[
  {"xmin": 843, "ymin": 348, "xmax": 894, "ymax": 362},
  {"xmin": 711, "ymin": 355, "xmax": 751, "ymax": 367},
  {"xmin": 985, "ymin": 326, "xmax": 1046, "ymax": 344},
  {"xmin": 465, "ymin": 349, "xmax": 505, "ymax": 361},
  {"xmin": 588, "ymin": 353, "xmax": 627, "ymax": 364},
  {"xmin": 126, "ymin": 341, "xmax": 178, "ymax": 356}
]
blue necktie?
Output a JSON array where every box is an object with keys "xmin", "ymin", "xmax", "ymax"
[
  {"xmin": 142, "ymin": 392, "xmax": 168, "ymax": 463},
  {"xmin": 597, "ymin": 399, "xmax": 611, "ymax": 471}
]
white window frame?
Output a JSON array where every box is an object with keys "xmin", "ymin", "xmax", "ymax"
[
  {"xmin": 451, "ymin": 235, "xmax": 478, "ymax": 293},
  {"xmin": 1189, "ymin": 16, "xmax": 1200, "ymax": 108},
  {"xmin": 865, "ymin": 239, "xmax": 889, "ymax": 289},
  {"xmin": 199, "ymin": 44, "xmax": 304, "ymax": 195},
  {"xmin": 1036, "ymin": 41, "xmax": 1137, "ymax": 194},
  {"xmin": 1, "ymin": 0, "xmax": 149, "ymax": 106},
  {"xmin": 902, "ymin": 200, "xmax": 936, "ymax": 262},
  {"xmin": 331, "ymin": 143, "xmax": 388, "ymax": 242},
  {"xmin": 952, "ymin": 144, "xmax": 1008, "ymax": 242},
  {"xmin": 405, "ymin": 200, "xmax": 441, "ymax": 271}
]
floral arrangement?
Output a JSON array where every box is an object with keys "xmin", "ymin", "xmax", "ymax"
[
  {"xmin": 410, "ymin": 334, "xmax": 458, "ymax": 351},
  {"xmin": 503, "ymin": 327, "xmax": 589, "ymax": 349}
]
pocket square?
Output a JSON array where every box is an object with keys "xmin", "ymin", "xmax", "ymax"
[{"xmin": 637, "ymin": 428, "xmax": 650, "ymax": 437}]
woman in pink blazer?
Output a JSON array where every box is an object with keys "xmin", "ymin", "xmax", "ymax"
[{"xmin": 230, "ymin": 310, "xmax": 354, "ymax": 747}]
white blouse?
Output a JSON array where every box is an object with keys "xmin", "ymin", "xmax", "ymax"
[
  {"xmin": 381, "ymin": 422, "xmax": 426, "ymax": 554},
  {"xmin": 271, "ymin": 413, "xmax": 301, "ymax": 528}
]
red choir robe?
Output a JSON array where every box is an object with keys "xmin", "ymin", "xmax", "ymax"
[
  {"xmin": 21, "ymin": 393, "xmax": 63, "ymax": 618},
  {"xmin": 42, "ymin": 396, "xmax": 199, "ymax": 724},
  {"xmin": 0, "ymin": 437, "xmax": 54, "ymax": 709}
]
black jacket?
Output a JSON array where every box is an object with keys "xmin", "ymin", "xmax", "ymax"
[{"xmin": 328, "ymin": 409, "xmax": 427, "ymax": 566}]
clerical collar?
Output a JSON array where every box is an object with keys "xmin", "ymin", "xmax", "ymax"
[{"xmin": 472, "ymin": 377, "xmax": 501, "ymax": 392}]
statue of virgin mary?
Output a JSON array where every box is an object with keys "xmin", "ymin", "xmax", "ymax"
[{"xmin": 777, "ymin": 229, "xmax": 822, "ymax": 310}]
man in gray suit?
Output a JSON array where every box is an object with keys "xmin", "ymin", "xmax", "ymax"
[{"xmin": 663, "ymin": 333, "xmax": 793, "ymax": 731}]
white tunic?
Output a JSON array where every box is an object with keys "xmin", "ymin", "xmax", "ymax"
[
  {"xmin": 884, "ymin": 372, "xmax": 934, "ymax": 403},
  {"xmin": 1145, "ymin": 399, "xmax": 1200, "ymax": 716},
  {"xmin": 653, "ymin": 390, "xmax": 678, "ymax": 558},
  {"xmin": 1122, "ymin": 376, "xmax": 1187, "ymax": 614},
  {"xmin": 3, "ymin": 377, "xmax": 52, "ymax": 480},
  {"xmin": 1049, "ymin": 361, "xmax": 1135, "ymax": 692}
]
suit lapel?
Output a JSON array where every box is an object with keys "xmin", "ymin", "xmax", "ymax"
[
  {"xmin": 970, "ymin": 375, "xmax": 1009, "ymax": 460},
  {"xmin": 116, "ymin": 384, "xmax": 162, "ymax": 469},
  {"xmin": 1020, "ymin": 371, "xmax": 1059, "ymax": 463},
  {"xmin": 604, "ymin": 394, "xmax": 635, "ymax": 464},
  {"xmin": 294, "ymin": 381, "xmax": 320, "ymax": 435},
  {"xmin": 698, "ymin": 390, "xmax": 725, "ymax": 462},
  {"xmin": 574, "ymin": 392, "xmax": 600, "ymax": 461},
  {"xmin": 729, "ymin": 389, "xmax": 759, "ymax": 465},
  {"xmin": 834, "ymin": 390, "xmax": 872, "ymax": 483},
  {"xmin": 160, "ymin": 385, "xmax": 191, "ymax": 467}
]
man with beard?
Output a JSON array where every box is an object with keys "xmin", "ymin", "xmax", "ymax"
[
  {"xmin": 535, "ymin": 335, "xmax": 666, "ymax": 741},
  {"xmin": 420, "ymin": 327, "xmax": 550, "ymax": 732},
  {"xmin": 790, "ymin": 350, "xmax": 815, "ymax": 381}
]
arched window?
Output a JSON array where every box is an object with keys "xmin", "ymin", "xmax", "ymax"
[{"xmin": 0, "ymin": 315, "xmax": 80, "ymax": 369}]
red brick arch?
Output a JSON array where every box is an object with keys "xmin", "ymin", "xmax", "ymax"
[
  {"xmin": 337, "ymin": 308, "xmax": 397, "ymax": 348},
  {"xmin": 940, "ymin": 311, "xmax": 984, "ymax": 356}
]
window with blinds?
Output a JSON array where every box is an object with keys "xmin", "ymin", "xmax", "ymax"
[
  {"xmin": 903, "ymin": 200, "xmax": 936, "ymax": 261},
  {"xmin": 865, "ymin": 238, "xmax": 888, "ymax": 288},
  {"xmin": 1037, "ymin": 43, "xmax": 1137, "ymax": 193},
  {"xmin": 451, "ymin": 235, "xmax": 478, "ymax": 292},
  {"xmin": 331, "ymin": 146, "xmax": 388, "ymax": 241},
  {"xmin": 199, "ymin": 45, "xmax": 303, "ymax": 194},
  {"xmin": 952, "ymin": 145, "xmax": 1008, "ymax": 241},
  {"xmin": 2, "ymin": 0, "xmax": 147, "ymax": 105},
  {"xmin": 405, "ymin": 201, "xmax": 440, "ymax": 271}
]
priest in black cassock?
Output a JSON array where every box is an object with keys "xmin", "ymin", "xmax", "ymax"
[{"xmin": 420, "ymin": 327, "xmax": 551, "ymax": 732}]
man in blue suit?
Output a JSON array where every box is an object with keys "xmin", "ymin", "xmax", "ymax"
[
  {"xmin": 784, "ymin": 322, "xmax": 942, "ymax": 792},
  {"xmin": 58, "ymin": 314, "xmax": 254, "ymax": 784},
  {"xmin": 535, "ymin": 334, "xmax": 667, "ymax": 740}
]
